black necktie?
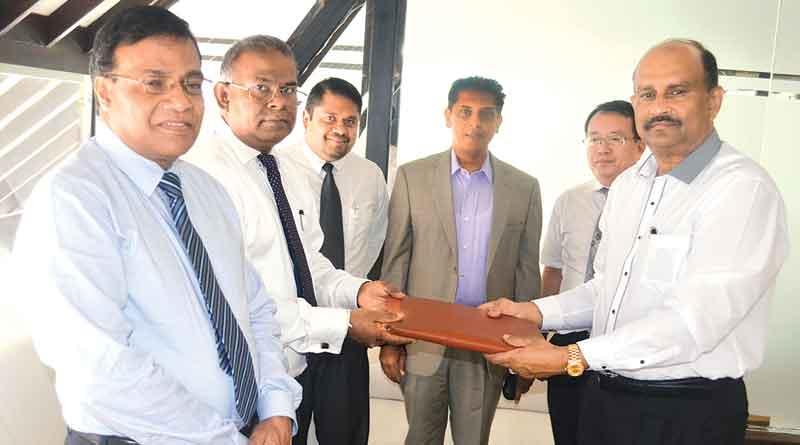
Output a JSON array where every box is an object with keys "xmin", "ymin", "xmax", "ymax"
[
  {"xmin": 584, "ymin": 187, "xmax": 609, "ymax": 282},
  {"xmin": 319, "ymin": 162, "xmax": 345, "ymax": 270},
  {"xmin": 257, "ymin": 154, "xmax": 318, "ymax": 307}
]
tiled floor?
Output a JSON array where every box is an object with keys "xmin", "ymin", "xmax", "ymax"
[{"xmin": 368, "ymin": 398, "xmax": 555, "ymax": 445}]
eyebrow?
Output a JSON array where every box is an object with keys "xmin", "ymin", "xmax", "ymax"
[{"xmin": 141, "ymin": 69, "xmax": 203, "ymax": 77}]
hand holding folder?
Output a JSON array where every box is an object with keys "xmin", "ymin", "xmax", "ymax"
[{"xmin": 384, "ymin": 296, "xmax": 541, "ymax": 354}]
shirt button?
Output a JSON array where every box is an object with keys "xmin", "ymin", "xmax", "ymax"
[
  {"xmin": 611, "ymin": 309, "xmax": 616, "ymax": 314},
  {"xmin": 650, "ymin": 201, "xmax": 655, "ymax": 205},
  {"xmin": 463, "ymin": 245, "xmax": 468, "ymax": 249},
  {"xmin": 623, "ymin": 272, "xmax": 628, "ymax": 276},
  {"xmin": 640, "ymin": 360, "xmax": 645, "ymax": 364},
  {"xmin": 321, "ymin": 342, "xmax": 330, "ymax": 350},
  {"xmin": 637, "ymin": 235, "xmax": 642, "ymax": 240},
  {"xmin": 601, "ymin": 365, "xmax": 607, "ymax": 369}
]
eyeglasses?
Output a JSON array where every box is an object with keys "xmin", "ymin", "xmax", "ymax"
[
  {"xmin": 221, "ymin": 81, "xmax": 306, "ymax": 105},
  {"xmin": 583, "ymin": 135, "xmax": 630, "ymax": 148},
  {"xmin": 104, "ymin": 73, "xmax": 209, "ymax": 96}
]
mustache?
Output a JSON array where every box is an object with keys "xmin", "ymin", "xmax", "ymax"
[{"xmin": 644, "ymin": 114, "xmax": 682, "ymax": 130}]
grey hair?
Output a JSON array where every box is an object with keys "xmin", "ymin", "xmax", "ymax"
[{"xmin": 219, "ymin": 34, "xmax": 295, "ymax": 80}]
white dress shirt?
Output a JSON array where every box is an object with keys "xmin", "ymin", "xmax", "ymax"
[
  {"xmin": 541, "ymin": 180, "xmax": 606, "ymax": 293},
  {"xmin": 12, "ymin": 126, "xmax": 301, "ymax": 444},
  {"xmin": 276, "ymin": 143, "xmax": 388, "ymax": 278},
  {"xmin": 535, "ymin": 130, "xmax": 789, "ymax": 380},
  {"xmin": 185, "ymin": 125, "xmax": 367, "ymax": 377}
]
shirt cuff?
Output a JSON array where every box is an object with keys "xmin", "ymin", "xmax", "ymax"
[
  {"xmin": 341, "ymin": 277, "xmax": 368, "ymax": 309},
  {"xmin": 533, "ymin": 296, "xmax": 564, "ymax": 331},
  {"xmin": 302, "ymin": 307, "xmax": 350, "ymax": 353},
  {"xmin": 257, "ymin": 389, "xmax": 300, "ymax": 436}
]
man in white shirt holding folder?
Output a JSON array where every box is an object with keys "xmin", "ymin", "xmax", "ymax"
[{"xmin": 482, "ymin": 39, "xmax": 789, "ymax": 445}]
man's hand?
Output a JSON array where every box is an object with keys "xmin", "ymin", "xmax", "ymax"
[
  {"xmin": 484, "ymin": 334, "xmax": 568, "ymax": 380},
  {"xmin": 478, "ymin": 298, "xmax": 543, "ymax": 328},
  {"xmin": 379, "ymin": 345, "xmax": 406, "ymax": 383},
  {"xmin": 348, "ymin": 309, "xmax": 413, "ymax": 347},
  {"xmin": 356, "ymin": 280, "xmax": 405, "ymax": 310},
  {"xmin": 248, "ymin": 416, "xmax": 292, "ymax": 445}
]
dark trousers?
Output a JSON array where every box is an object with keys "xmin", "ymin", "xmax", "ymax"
[
  {"xmin": 577, "ymin": 372, "xmax": 748, "ymax": 445},
  {"xmin": 547, "ymin": 331, "xmax": 590, "ymax": 445},
  {"xmin": 65, "ymin": 415, "xmax": 257, "ymax": 444},
  {"xmin": 293, "ymin": 338, "xmax": 370, "ymax": 445}
]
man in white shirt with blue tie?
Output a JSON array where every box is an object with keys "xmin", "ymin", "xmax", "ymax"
[
  {"xmin": 482, "ymin": 39, "xmax": 789, "ymax": 445},
  {"xmin": 12, "ymin": 7, "xmax": 300, "ymax": 445},
  {"xmin": 540, "ymin": 100, "xmax": 643, "ymax": 445}
]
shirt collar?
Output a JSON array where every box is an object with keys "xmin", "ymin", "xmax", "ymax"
[
  {"xmin": 94, "ymin": 122, "xmax": 166, "ymax": 196},
  {"xmin": 450, "ymin": 149, "xmax": 493, "ymax": 183},
  {"xmin": 214, "ymin": 121, "xmax": 264, "ymax": 166},
  {"xmin": 638, "ymin": 129, "xmax": 721, "ymax": 183},
  {"xmin": 300, "ymin": 141, "xmax": 346, "ymax": 175}
]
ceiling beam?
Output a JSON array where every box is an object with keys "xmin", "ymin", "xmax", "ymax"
[
  {"xmin": 0, "ymin": 23, "xmax": 90, "ymax": 74},
  {"xmin": 0, "ymin": 0, "xmax": 41, "ymax": 37},
  {"xmin": 40, "ymin": 0, "xmax": 108, "ymax": 48},
  {"xmin": 287, "ymin": 0, "xmax": 365, "ymax": 85}
]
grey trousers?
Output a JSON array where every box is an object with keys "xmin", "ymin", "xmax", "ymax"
[{"xmin": 400, "ymin": 347, "xmax": 504, "ymax": 445}]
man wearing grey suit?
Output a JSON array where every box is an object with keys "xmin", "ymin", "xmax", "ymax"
[{"xmin": 378, "ymin": 77, "xmax": 543, "ymax": 445}]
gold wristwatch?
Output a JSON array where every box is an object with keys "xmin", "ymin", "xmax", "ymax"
[{"xmin": 566, "ymin": 344, "xmax": 585, "ymax": 377}]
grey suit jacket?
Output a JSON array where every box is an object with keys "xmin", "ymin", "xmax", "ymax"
[{"xmin": 381, "ymin": 149, "xmax": 542, "ymax": 377}]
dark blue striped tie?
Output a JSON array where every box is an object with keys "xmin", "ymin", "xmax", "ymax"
[{"xmin": 158, "ymin": 171, "xmax": 258, "ymax": 422}]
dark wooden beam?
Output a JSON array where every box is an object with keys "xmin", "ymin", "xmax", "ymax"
[
  {"xmin": 287, "ymin": 0, "xmax": 365, "ymax": 85},
  {"xmin": 362, "ymin": 0, "xmax": 406, "ymax": 178},
  {"xmin": 0, "ymin": 0, "xmax": 41, "ymax": 36},
  {"xmin": 0, "ymin": 0, "xmax": 183, "ymax": 74},
  {"xmin": 42, "ymin": 0, "xmax": 107, "ymax": 48},
  {"xmin": 0, "ymin": 29, "xmax": 90, "ymax": 74}
]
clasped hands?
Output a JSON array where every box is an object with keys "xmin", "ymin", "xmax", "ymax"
[
  {"xmin": 478, "ymin": 298, "xmax": 570, "ymax": 380},
  {"xmin": 348, "ymin": 280, "xmax": 413, "ymax": 348}
]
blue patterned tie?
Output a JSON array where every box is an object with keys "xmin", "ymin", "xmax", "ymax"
[
  {"xmin": 257, "ymin": 154, "xmax": 318, "ymax": 307},
  {"xmin": 158, "ymin": 172, "xmax": 258, "ymax": 422}
]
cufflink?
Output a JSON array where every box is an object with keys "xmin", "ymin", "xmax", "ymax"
[{"xmin": 321, "ymin": 342, "xmax": 330, "ymax": 350}]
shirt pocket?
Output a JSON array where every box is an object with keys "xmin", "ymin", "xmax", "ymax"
[
  {"xmin": 349, "ymin": 203, "xmax": 377, "ymax": 237},
  {"xmin": 640, "ymin": 234, "xmax": 691, "ymax": 285}
]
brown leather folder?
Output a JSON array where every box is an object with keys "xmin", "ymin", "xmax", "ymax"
[{"xmin": 385, "ymin": 296, "xmax": 541, "ymax": 354}]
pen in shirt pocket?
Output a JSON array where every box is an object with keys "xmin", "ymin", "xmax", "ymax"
[{"xmin": 298, "ymin": 209, "xmax": 305, "ymax": 231}]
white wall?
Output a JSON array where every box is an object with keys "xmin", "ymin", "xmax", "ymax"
[{"xmin": 398, "ymin": 0, "xmax": 798, "ymax": 427}]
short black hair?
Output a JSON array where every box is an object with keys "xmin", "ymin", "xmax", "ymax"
[
  {"xmin": 89, "ymin": 6, "xmax": 198, "ymax": 78},
  {"xmin": 305, "ymin": 77, "xmax": 363, "ymax": 115},
  {"xmin": 447, "ymin": 76, "xmax": 506, "ymax": 113},
  {"xmin": 584, "ymin": 100, "xmax": 639, "ymax": 140}
]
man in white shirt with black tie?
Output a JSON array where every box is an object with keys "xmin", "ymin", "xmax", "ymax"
[
  {"xmin": 540, "ymin": 100, "xmax": 643, "ymax": 445},
  {"xmin": 277, "ymin": 77, "xmax": 388, "ymax": 445},
  {"xmin": 185, "ymin": 36, "xmax": 408, "ymax": 445},
  {"xmin": 482, "ymin": 39, "xmax": 789, "ymax": 445}
]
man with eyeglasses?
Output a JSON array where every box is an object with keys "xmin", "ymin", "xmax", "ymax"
[
  {"xmin": 482, "ymin": 40, "xmax": 789, "ymax": 445},
  {"xmin": 274, "ymin": 77, "xmax": 388, "ymax": 445},
  {"xmin": 13, "ymin": 7, "xmax": 301, "ymax": 445},
  {"xmin": 184, "ymin": 35, "xmax": 410, "ymax": 445},
  {"xmin": 539, "ymin": 100, "xmax": 643, "ymax": 445},
  {"xmin": 378, "ymin": 76, "xmax": 543, "ymax": 445}
]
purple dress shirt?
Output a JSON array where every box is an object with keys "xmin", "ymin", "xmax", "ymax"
[{"xmin": 451, "ymin": 151, "xmax": 494, "ymax": 307}]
